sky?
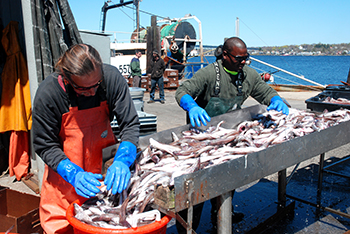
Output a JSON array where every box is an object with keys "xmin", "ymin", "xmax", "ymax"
[{"xmin": 69, "ymin": 0, "xmax": 350, "ymax": 47}]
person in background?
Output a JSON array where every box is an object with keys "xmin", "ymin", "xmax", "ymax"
[
  {"xmin": 148, "ymin": 50, "xmax": 166, "ymax": 104},
  {"xmin": 130, "ymin": 49, "xmax": 142, "ymax": 87},
  {"xmin": 167, "ymin": 41, "xmax": 183, "ymax": 64},
  {"xmin": 175, "ymin": 37, "xmax": 289, "ymax": 232},
  {"xmin": 166, "ymin": 41, "xmax": 185, "ymax": 79},
  {"xmin": 32, "ymin": 44, "xmax": 140, "ymax": 233}
]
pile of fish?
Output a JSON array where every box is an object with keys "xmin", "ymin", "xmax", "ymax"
[
  {"xmin": 74, "ymin": 108, "xmax": 350, "ymax": 229},
  {"xmin": 139, "ymin": 108, "xmax": 350, "ymax": 182},
  {"xmin": 73, "ymin": 184, "xmax": 161, "ymax": 229},
  {"xmin": 323, "ymin": 96, "xmax": 350, "ymax": 105}
]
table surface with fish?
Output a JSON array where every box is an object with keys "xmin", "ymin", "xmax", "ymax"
[{"xmin": 74, "ymin": 105, "xmax": 350, "ymax": 229}]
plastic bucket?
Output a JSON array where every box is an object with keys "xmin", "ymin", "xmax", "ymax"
[{"xmin": 66, "ymin": 199, "xmax": 171, "ymax": 234}]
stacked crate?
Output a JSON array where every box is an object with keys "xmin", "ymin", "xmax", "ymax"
[
  {"xmin": 124, "ymin": 75, "xmax": 132, "ymax": 87},
  {"xmin": 135, "ymin": 70, "xmax": 179, "ymax": 91},
  {"xmin": 163, "ymin": 69, "xmax": 179, "ymax": 89},
  {"xmin": 124, "ymin": 75, "xmax": 151, "ymax": 91},
  {"xmin": 0, "ymin": 188, "xmax": 42, "ymax": 233},
  {"xmin": 140, "ymin": 75, "xmax": 151, "ymax": 91}
]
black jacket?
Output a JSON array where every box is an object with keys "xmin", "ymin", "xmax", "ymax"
[{"xmin": 151, "ymin": 57, "xmax": 166, "ymax": 79}]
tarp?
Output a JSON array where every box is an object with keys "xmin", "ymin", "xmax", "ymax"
[
  {"xmin": 31, "ymin": 0, "xmax": 83, "ymax": 82},
  {"xmin": 0, "ymin": 21, "xmax": 32, "ymax": 180},
  {"xmin": 0, "ymin": 21, "xmax": 32, "ymax": 133},
  {"xmin": 0, "ymin": 0, "xmax": 83, "ymax": 180}
]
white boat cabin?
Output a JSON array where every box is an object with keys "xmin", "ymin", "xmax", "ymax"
[{"xmin": 110, "ymin": 42, "xmax": 147, "ymax": 76}]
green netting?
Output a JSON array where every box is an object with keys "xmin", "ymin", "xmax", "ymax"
[
  {"xmin": 160, "ymin": 22, "xmax": 179, "ymax": 40},
  {"xmin": 139, "ymin": 29, "xmax": 147, "ymax": 42}
]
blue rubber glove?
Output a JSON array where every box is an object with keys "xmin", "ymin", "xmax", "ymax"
[
  {"xmin": 180, "ymin": 94, "xmax": 211, "ymax": 127},
  {"xmin": 104, "ymin": 141, "xmax": 136, "ymax": 194},
  {"xmin": 267, "ymin": 96, "xmax": 289, "ymax": 115},
  {"xmin": 57, "ymin": 158, "xmax": 102, "ymax": 198}
]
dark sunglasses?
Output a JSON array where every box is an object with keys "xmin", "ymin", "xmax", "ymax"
[
  {"xmin": 66, "ymin": 77, "xmax": 103, "ymax": 91},
  {"xmin": 226, "ymin": 51, "xmax": 250, "ymax": 63}
]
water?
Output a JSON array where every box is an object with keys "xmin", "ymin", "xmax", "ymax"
[{"xmin": 187, "ymin": 55, "xmax": 350, "ymax": 86}]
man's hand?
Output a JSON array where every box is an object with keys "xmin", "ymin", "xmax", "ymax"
[
  {"xmin": 104, "ymin": 160, "xmax": 130, "ymax": 194},
  {"xmin": 104, "ymin": 141, "xmax": 136, "ymax": 194},
  {"xmin": 57, "ymin": 158, "xmax": 102, "ymax": 198},
  {"xmin": 74, "ymin": 171, "xmax": 102, "ymax": 198},
  {"xmin": 180, "ymin": 94, "xmax": 211, "ymax": 127},
  {"xmin": 267, "ymin": 96, "xmax": 289, "ymax": 115},
  {"xmin": 188, "ymin": 106, "xmax": 211, "ymax": 127}
]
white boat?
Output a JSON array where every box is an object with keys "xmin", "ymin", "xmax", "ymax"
[
  {"xmin": 110, "ymin": 42, "xmax": 147, "ymax": 76},
  {"xmin": 106, "ymin": 14, "xmax": 205, "ymax": 78}
]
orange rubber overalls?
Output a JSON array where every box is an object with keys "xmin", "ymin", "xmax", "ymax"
[{"xmin": 39, "ymin": 80, "xmax": 116, "ymax": 233}]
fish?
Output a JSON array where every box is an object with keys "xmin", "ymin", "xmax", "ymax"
[
  {"xmin": 74, "ymin": 203, "xmax": 93, "ymax": 224},
  {"xmin": 74, "ymin": 107, "xmax": 350, "ymax": 229},
  {"xmin": 149, "ymin": 138, "xmax": 180, "ymax": 159},
  {"xmin": 171, "ymin": 132, "xmax": 180, "ymax": 142}
]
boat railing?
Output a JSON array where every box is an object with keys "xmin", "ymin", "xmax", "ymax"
[{"xmin": 182, "ymin": 62, "xmax": 209, "ymax": 79}]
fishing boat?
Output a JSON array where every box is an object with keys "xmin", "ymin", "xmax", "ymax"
[
  {"xmin": 98, "ymin": 0, "xmax": 213, "ymax": 85},
  {"xmin": 99, "ymin": 1, "xmax": 207, "ymax": 79},
  {"xmin": 99, "ymin": 1, "xmax": 330, "ymax": 93}
]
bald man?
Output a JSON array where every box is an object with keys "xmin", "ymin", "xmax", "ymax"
[{"xmin": 175, "ymin": 37, "xmax": 288, "ymax": 232}]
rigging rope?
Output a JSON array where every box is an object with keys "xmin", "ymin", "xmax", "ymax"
[
  {"xmin": 239, "ymin": 18, "xmax": 305, "ymax": 77},
  {"xmin": 124, "ymin": 5, "xmax": 169, "ymax": 20},
  {"xmin": 250, "ymin": 65, "xmax": 303, "ymax": 85},
  {"xmin": 250, "ymin": 64, "xmax": 325, "ymax": 91}
]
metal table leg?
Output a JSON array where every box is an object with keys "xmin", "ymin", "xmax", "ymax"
[
  {"xmin": 278, "ymin": 169, "xmax": 287, "ymax": 208},
  {"xmin": 217, "ymin": 191, "xmax": 233, "ymax": 234},
  {"xmin": 246, "ymin": 170, "xmax": 294, "ymax": 234},
  {"xmin": 316, "ymin": 153, "xmax": 325, "ymax": 215},
  {"xmin": 185, "ymin": 179, "xmax": 194, "ymax": 234}
]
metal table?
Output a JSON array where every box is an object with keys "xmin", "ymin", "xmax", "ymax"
[{"xmin": 139, "ymin": 104, "xmax": 350, "ymax": 233}]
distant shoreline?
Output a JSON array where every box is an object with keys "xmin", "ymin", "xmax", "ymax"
[
  {"xmin": 251, "ymin": 54, "xmax": 350, "ymax": 56},
  {"xmin": 200, "ymin": 53, "xmax": 350, "ymax": 57},
  {"xmin": 201, "ymin": 43, "xmax": 350, "ymax": 56}
]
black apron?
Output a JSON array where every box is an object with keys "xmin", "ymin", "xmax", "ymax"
[{"xmin": 204, "ymin": 62, "xmax": 244, "ymax": 117}]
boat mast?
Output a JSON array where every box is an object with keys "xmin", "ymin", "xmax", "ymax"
[
  {"xmin": 236, "ymin": 17, "xmax": 239, "ymax": 37},
  {"xmin": 100, "ymin": 0, "xmax": 135, "ymax": 33},
  {"xmin": 135, "ymin": 0, "xmax": 140, "ymax": 43}
]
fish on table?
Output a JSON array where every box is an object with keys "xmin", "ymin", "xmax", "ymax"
[{"xmin": 73, "ymin": 108, "xmax": 350, "ymax": 228}]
